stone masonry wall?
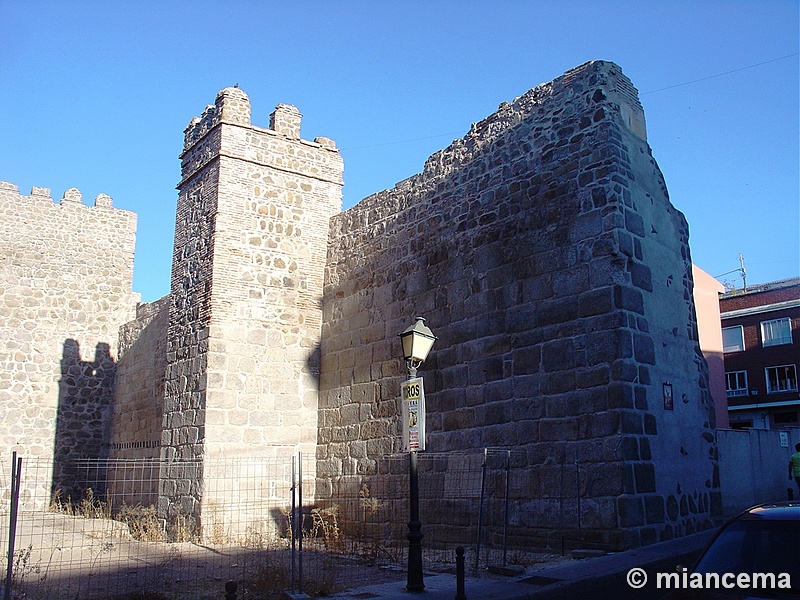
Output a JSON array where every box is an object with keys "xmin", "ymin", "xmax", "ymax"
[
  {"xmin": 0, "ymin": 182, "xmax": 138, "ymax": 503},
  {"xmin": 159, "ymin": 87, "xmax": 343, "ymax": 536},
  {"xmin": 111, "ymin": 297, "xmax": 170, "ymax": 459},
  {"xmin": 318, "ymin": 61, "xmax": 719, "ymax": 551},
  {"xmin": 107, "ymin": 296, "xmax": 169, "ymax": 507}
]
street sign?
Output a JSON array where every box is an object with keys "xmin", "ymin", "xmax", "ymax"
[{"xmin": 402, "ymin": 377, "xmax": 426, "ymax": 452}]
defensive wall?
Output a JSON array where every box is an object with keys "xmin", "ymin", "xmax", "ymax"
[
  {"xmin": 0, "ymin": 60, "xmax": 719, "ymax": 550},
  {"xmin": 0, "ymin": 182, "xmax": 139, "ymax": 503},
  {"xmin": 318, "ymin": 60, "xmax": 719, "ymax": 550}
]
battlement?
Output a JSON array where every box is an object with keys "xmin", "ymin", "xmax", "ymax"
[
  {"xmin": 0, "ymin": 181, "xmax": 118, "ymax": 208},
  {"xmin": 270, "ymin": 103, "xmax": 302, "ymax": 139},
  {"xmin": 182, "ymin": 86, "xmax": 339, "ymax": 156},
  {"xmin": 183, "ymin": 86, "xmax": 252, "ymax": 150}
]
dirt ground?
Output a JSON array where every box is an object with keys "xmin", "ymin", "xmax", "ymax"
[{"xmin": 2, "ymin": 511, "xmax": 571, "ymax": 599}]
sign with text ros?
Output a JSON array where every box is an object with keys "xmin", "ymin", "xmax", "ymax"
[{"xmin": 402, "ymin": 377, "xmax": 426, "ymax": 452}]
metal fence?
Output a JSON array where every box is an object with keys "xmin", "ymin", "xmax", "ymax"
[{"xmin": 1, "ymin": 448, "xmax": 536, "ymax": 599}]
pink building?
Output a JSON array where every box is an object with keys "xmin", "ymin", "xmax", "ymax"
[{"xmin": 693, "ymin": 265, "xmax": 728, "ymax": 428}]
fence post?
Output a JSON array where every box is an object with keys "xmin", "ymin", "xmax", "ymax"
[
  {"xmin": 298, "ymin": 452, "xmax": 304, "ymax": 596},
  {"xmin": 4, "ymin": 452, "xmax": 22, "ymax": 600},
  {"xmin": 455, "ymin": 546, "xmax": 467, "ymax": 600},
  {"xmin": 502, "ymin": 450, "xmax": 510, "ymax": 568},
  {"xmin": 474, "ymin": 448, "xmax": 487, "ymax": 575},
  {"xmin": 290, "ymin": 454, "xmax": 296, "ymax": 594},
  {"xmin": 575, "ymin": 448, "xmax": 581, "ymax": 550}
]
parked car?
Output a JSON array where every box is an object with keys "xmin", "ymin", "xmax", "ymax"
[{"xmin": 663, "ymin": 502, "xmax": 799, "ymax": 599}]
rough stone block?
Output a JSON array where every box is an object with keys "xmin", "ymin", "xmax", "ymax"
[
  {"xmin": 634, "ymin": 462, "xmax": 656, "ymax": 493},
  {"xmin": 617, "ymin": 496, "xmax": 645, "ymax": 527},
  {"xmin": 542, "ymin": 338, "xmax": 575, "ymax": 372}
]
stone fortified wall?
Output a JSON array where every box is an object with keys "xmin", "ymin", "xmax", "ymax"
[
  {"xmin": 1, "ymin": 60, "xmax": 720, "ymax": 550},
  {"xmin": 105, "ymin": 297, "xmax": 169, "ymax": 507},
  {"xmin": 0, "ymin": 182, "xmax": 138, "ymax": 502},
  {"xmin": 318, "ymin": 61, "xmax": 719, "ymax": 550},
  {"xmin": 157, "ymin": 87, "xmax": 344, "ymax": 531},
  {"xmin": 111, "ymin": 297, "xmax": 170, "ymax": 461}
]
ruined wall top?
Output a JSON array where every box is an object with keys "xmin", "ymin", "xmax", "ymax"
[
  {"xmin": 335, "ymin": 60, "xmax": 646, "ymax": 232},
  {"xmin": 432, "ymin": 59, "xmax": 646, "ymax": 182}
]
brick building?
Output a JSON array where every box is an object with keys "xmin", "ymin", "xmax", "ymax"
[{"xmin": 720, "ymin": 278, "xmax": 800, "ymax": 429}]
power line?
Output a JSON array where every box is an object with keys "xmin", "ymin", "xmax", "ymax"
[
  {"xmin": 342, "ymin": 52, "xmax": 799, "ymax": 151},
  {"xmin": 342, "ymin": 130, "xmax": 465, "ymax": 151},
  {"xmin": 641, "ymin": 52, "xmax": 799, "ymax": 95}
]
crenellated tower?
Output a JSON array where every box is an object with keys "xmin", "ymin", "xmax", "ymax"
[{"xmin": 160, "ymin": 87, "xmax": 343, "ymax": 529}]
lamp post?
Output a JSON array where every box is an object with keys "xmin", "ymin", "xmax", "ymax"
[{"xmin": 398, "ymin": 317, "xmax": 436, "ymax": 592}]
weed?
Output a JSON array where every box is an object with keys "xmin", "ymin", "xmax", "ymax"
[
  {"xmin": 207, "ymin": 501, "xmax": 226, "ymax": 544},
  {"xmin": 167, "ymin": 512, "xmax": 198, "ymax": 543},
  {"xmin": 50, "ymin": 488, "xmax": 110, "ymax": 518},
  {"xmin": 115, "ymin": 504, "xmax": 166, "ymax": 542},
  {"xmin": 310, "ymin": 505, "xmax": 340, "ymax": 546}
]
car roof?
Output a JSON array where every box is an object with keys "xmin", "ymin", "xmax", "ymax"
[{"xmin": 735, "ymin": 501, "xmax": 800, "ymax": 521}]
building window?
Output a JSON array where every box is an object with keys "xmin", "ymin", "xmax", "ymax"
[
  {"xmin": 765, "ymin": 364, "xmax": 798, "ymax": 394},
  {"xmin": 773, "ymin": 411, "xmax": 799, "ymax": 425},
  {"xmin": 761, "ymin": 317, "xmax": 792, "ymax": 347},
  {"xmin": 722, "ymin": 326, "xmax": 745, "ymax": 352},
  {"xmin": 725, "ymin": 371, "xmax": 748, "ymax": 397}
]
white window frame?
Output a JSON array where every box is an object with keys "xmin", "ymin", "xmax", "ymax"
[
  {"xmin": 761, "ymin": 317, "xmax": 792, "ymax": 347},
  {"xmin": 722, "ymin": 325, "xmax": 745, "ymax": 353},
  {"xmin": 725, "ymin": 371, "xmax": 748, "ymax": 397},
  {"xmin": 765, "ymin": 364, "xmax": 798, "ymax": 394}
]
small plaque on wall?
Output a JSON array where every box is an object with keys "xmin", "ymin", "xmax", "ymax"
[{"xmin": 663, "ymin": 383, "xmax": 673, "ymax": 410}]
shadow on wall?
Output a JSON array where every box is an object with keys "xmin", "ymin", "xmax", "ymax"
[
  {"xmin": 308, "ymin": 344, "xmax": 321, "ymax": 392},
  {"xmin": 51, "ymin": 339, "xmax": 116, "ymax": 503}
]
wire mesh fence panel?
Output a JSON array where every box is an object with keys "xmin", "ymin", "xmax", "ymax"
[
  {"xmin": 1, "ymin": 454, "xmax": 419, "ymax": 599},
  {"xmin": 325, "ymin": 449, "xmax": 528, "ymax": 575},
  {"xmin": 2, "ymin": 449, "xmax": 574, "ymax": 599}
]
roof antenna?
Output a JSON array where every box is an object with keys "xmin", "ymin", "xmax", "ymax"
[
  {"xmin": 714, "ymin": 254, "xmax": 747, "ymax": 292},
  {"xmin": 738, "ymin": 253, "xmax": 747, "ymax": 291}
]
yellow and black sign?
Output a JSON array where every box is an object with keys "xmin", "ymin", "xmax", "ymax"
[{"xmin": 401, "ymin": 377, "xmax": 426, "ymax": 452}]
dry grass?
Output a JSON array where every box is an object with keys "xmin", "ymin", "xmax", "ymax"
[
  {"xmin": 115, "ymin": 504, "xmax": 165, "ymax": 542},
  {"xmin": 50, "ymin": 488, "xmax": 111, "ymax": 519}
]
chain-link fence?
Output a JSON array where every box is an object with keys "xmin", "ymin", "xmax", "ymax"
[{"xmin": 1, "ymin": 448, "xmax": 556, "ymax": 599}]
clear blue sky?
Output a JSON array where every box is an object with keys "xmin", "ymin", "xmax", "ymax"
[{"xmin": 2, "ymin": 1, "xmax": 798, "ymax": 302}]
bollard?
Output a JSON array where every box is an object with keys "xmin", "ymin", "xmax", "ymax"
[
  {"xmin": 225, "ymin": 581, "xmax": 237, "ymax": 600},
  {"xmin": 788, "ymin": 488, "xmax": 795, "ymax": 501},
  {"xmin": 455, "ymin": 546, "xmax": 467, "ymax": 600}
]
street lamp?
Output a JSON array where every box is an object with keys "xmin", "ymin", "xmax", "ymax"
[
  {"xmin": 399, "ymin": 316, "xmax": 436, "ymax": 378},
  {"xmin": 398, "ymin": 316, "xmax": 436, "ymax": 592}
]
